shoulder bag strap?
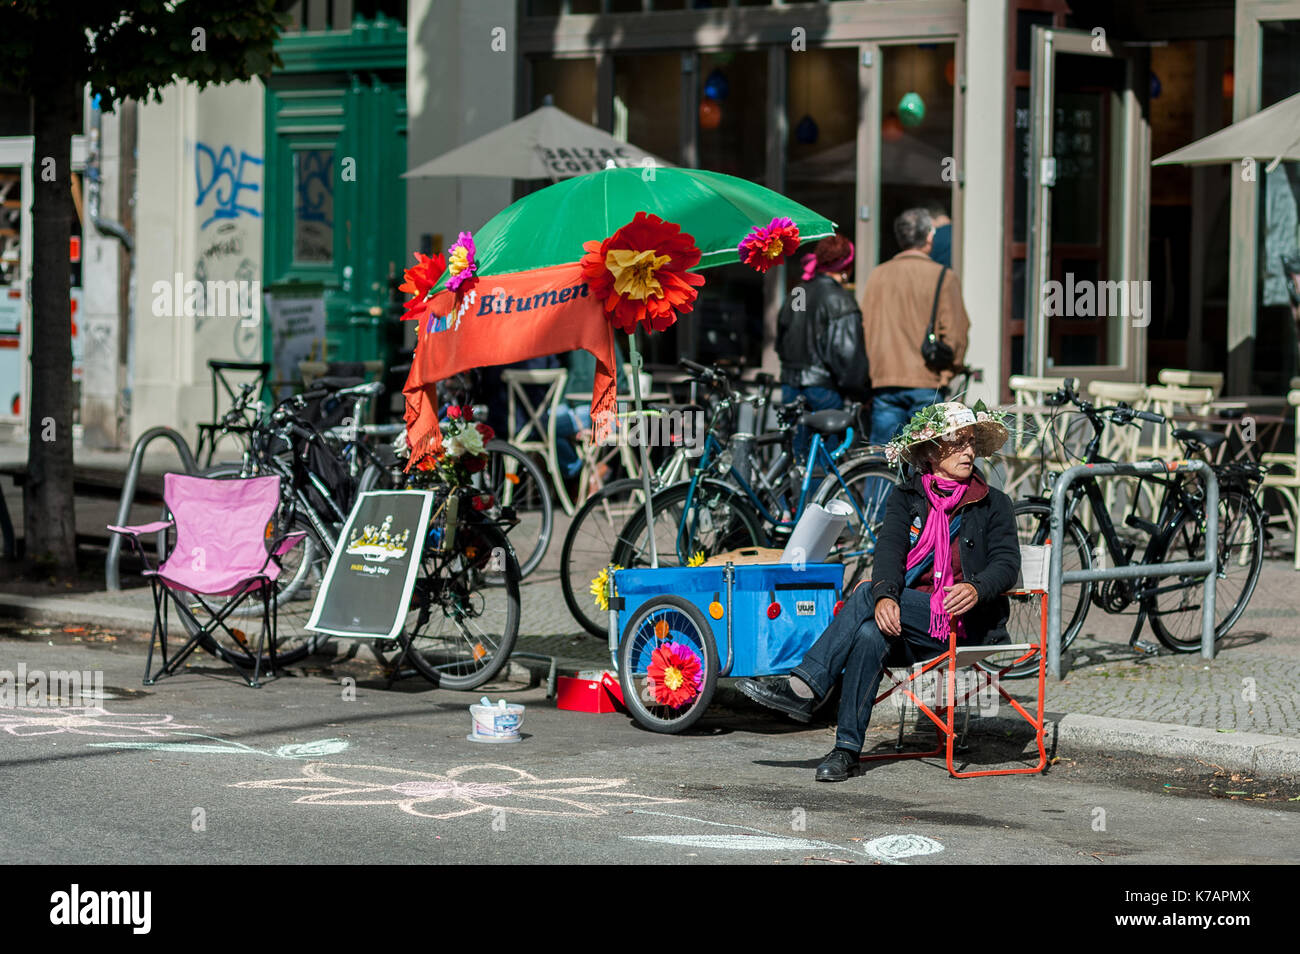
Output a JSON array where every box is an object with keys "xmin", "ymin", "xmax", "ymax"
[{"xmin": 925, "ymin": 266, "xmax": 948, "ymax": 339}]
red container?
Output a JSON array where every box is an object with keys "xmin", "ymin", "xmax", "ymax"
[{"xmin": 556, "ymin": 673, "xmax": 621, "ymax": 713}]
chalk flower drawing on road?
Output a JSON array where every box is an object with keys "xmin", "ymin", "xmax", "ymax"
[
  {"xmin": 230, "ymin": 761, "xmax": 685, "ymax": 820},
  {"xmin": 0, "ymin": 705, "xmax": 203, "ymax": 738}
]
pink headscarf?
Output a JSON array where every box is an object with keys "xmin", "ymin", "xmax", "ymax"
[
  {"xmin": 904, "ymin": 473, "xmax": 968, "ymax": 641},
  {"xmin": 800, "ymin": 240, "xmax": 855, "ymax": 281}
]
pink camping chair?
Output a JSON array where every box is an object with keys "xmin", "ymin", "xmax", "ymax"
[{"xmin": 108, "ymin": 474, "xmax": 305, "ymax": 687}]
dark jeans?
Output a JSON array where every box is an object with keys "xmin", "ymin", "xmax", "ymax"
[
  {"xmin": 869, "ymin": 387, "xmax": 945, "ymax": 444},
  {"xmin": 790, "ymin": 585, "xmax": 958, "ymax": 753},
  {"xmin": 781, "ymin": 384, "xmax": 843, "ymax": 461}
]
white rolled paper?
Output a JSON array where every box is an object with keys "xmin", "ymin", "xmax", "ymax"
[{"xmin": 780, "ymin": 500, "xmax": 853, "ymax": 565}]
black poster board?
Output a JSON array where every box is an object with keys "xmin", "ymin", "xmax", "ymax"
[{"xmin": 307, "ymin": 490, "xmax": 434, "ymax": 639}]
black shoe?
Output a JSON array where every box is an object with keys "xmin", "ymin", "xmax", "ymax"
[
  {"xmin": 736, "ymin": 677, "xmax": 815, "ymax": 723},
  {"xmin": 815, "ymin": 748, "xmax": 861, "ymax": 782}
]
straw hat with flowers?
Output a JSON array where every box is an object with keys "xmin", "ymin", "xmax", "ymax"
[{"xmin": 884, "ymin": 400, "xmax": 1010, "ymax": 466}]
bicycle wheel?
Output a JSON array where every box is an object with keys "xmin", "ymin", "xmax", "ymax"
[
  {"xmin": 618, "ymin": 594, "xmax": 718, "ymax": 733},
  {"xmin": 1147, "ymin": 490, "xmax": 1264, "ymax": 652},
  {"xmin": 400, "ymin": 520, "xmax": 521, "ymax": 690},
  {"xmin": 609, "ymin": 479, "xmax": 766, "ymax": 571},
  {"xmin": 812, "ymin": 459, "xmax": 899, "ymax": 593},
  {"xmin": 561, "ymin": 477, "xmax": 655, "ymax": 638},
  {"xmin": 477, "ymin": 439, "xmax": 552, "ymax": 578},
  {"xmin": 976, "ymin": 499, "xmax": 1093, "ymax": 679}
]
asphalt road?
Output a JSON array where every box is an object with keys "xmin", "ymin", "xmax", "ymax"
[{"xmin": 1, "ymin": 634, "xmax": 1297, "ymax": 867}]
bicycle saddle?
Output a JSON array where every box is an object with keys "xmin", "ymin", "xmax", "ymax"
[
  {"xmin": 1171, "ymin": 427, "xmax": 1227, "ymax": 450},
  {"xmin": 800, "ymin": 408, "xmax": 853, "ymax": 435}
]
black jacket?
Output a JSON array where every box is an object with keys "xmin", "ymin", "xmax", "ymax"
[
  {"xmin": 776, "ymin": 273, "xmax": 869, "ymax": 398},
  {"xmin": 868, "ymin": 468, "xmax": 1021, "ymax": 644}
]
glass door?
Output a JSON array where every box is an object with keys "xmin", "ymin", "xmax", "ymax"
[{"xmin": 1025, "ymin": 27, "xmax": 1148, "ymax": 381}]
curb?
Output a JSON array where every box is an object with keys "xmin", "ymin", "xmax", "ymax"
[
  {"xmin": 0, "ymin": 593, "xmax": 155, "ymax": 631},
  {"xmin": 1051, "ymin": 712, "xmax": 1300, "ymax": 777}
]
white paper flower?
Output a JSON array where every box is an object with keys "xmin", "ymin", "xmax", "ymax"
[{"xmin": 456, "ymin": 425, "xmax": 485, "ymax": 457}]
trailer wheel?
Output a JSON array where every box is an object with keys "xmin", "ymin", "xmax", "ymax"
[{"xmin": 618, "ymin": 595, "xmax": 718, "ymax": 734}]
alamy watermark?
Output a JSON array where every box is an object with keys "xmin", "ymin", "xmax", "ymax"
[
  {"xmin": 151, "ymin": 273, "xmax": 261, "ymax": 326},
  {"xmin": 1041, "ymin": 273, "xmax": 1150, "ymax": 328},
  {"xmin": 890, "ymin": 663, "xmax": 1000, "ymax": 716},
  {"xmin": 0, "ymin": 664, "xmax": 104, "ymax": 707},
  {"xmin": 593, "ymin": 404, "xmax": 705, "ymax": 456}
]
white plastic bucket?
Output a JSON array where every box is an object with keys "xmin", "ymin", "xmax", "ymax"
[{"xmin": 467, "ymin": 702, "xmax": 525, "ymax": 743}]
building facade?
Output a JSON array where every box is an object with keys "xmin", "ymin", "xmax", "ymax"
[{"xmin": 1, "ymin": 0, "xmax": 1297, "ymax": 448}]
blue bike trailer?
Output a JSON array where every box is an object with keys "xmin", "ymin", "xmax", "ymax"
[{"xmin": 611, "ymin": 563, "xmax": 845, "ymax": 733}]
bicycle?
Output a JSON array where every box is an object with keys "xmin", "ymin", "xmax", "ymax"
[
  {"xmin": 388, "ymin": 475, "xmax": 522, "ymax": 690},
  {"xmin": 422, "ymin": 373, "xmax": 555, "ymax": 579},
  {"xmin": 610, "ymin": 360, "xmax": 897, "ymax": 592},
  {"xmin": 987, "ymin": 378, "xmax": 1266, "ymax": 677}
]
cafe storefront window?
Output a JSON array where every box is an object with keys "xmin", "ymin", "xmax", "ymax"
[{"xmin": 878, "ymin": 42, "xmax": 956, "ymax": 260}]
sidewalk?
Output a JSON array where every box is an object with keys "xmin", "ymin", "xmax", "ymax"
[{"xmin": 1, "ymin": 560, "xmax": 1297, "ymax": 776}]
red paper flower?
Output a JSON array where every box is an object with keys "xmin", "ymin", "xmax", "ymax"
[
  {"xmin": 399, "ymin": 252, "xmax": 447, "ymax": 321},
  {"xmin": 646, "ymin": 640, "xmax": 704, "ymax": 709},
  {"xmin": 738, "ymin": 217, "xmax": 800, "ymax": 274},
  {"xmin": 580, "ymin": 212, "xmax": 706, "ymax": 333}
]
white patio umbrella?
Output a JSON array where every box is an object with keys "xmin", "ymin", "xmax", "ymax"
[
  {"xmin": 1153, "ymin": 91, "xmax": 1300, "ymax": 173},
  {"xmin": 403, "ymin": 104, "xmax": 672, "ymax": 181}
]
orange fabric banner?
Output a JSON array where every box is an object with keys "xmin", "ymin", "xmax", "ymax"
[{"xmin": 403, "ymin": 262, "xmax": 618, "ymax": 466}]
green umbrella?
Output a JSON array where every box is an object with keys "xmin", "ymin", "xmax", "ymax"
[
  {"xmin": 432, "ymin": 166, "xmax": 838, "ymax": 572},
  {"xmin": 432, "ymin": 165, "xmax": 837, "ymax": 292}
]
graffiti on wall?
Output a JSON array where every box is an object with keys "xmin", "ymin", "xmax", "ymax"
[{"xmin": 195, "ymin": 142, "xmax": 263, "ymax": 230}]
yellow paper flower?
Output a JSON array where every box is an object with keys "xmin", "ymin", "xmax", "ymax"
[
  {"xmin": 606, "ymin": 248, "xmax": 671, "ymax": 302},
  {"xmin": 686, "ymin": 550, "xmax": 705, "ymax": 567},
  {"xmin": 589, "ymin": 565, "xmax": 622, "ymax": 612}
]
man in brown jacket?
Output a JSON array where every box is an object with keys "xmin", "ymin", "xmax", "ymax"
[{"xmin": 861, "ymin": 208, "xmax": 970, "ymax": 443}]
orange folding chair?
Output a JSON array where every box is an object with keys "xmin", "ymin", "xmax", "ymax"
[{"xmin": 861, "ymin": 553, "xmax": 1049, "ymax": 778}]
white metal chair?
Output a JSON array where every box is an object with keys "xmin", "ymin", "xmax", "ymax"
[
  {"xmin": 1157, "ymin": 368, "xmax": 1224, "ymax": 399},
  {"xmin": 996, "ymin": 376, "xmax": 1068, "ymax": 497},
  {"xmin": 1261, "ymin": 389, "xmax": 1300, "ymax": 570},
  {"xmin": 1143, "ymin": 384, "xmax": 1217, "ymax": 460},
  {"xmin": 501, "ymin": 367, "xmax": 583, "ymax": 516}
]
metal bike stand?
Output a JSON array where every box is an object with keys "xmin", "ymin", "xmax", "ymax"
[
  {"xmin": 1048, "ymin": 460, "xmax": 1219, "ymax": 678},
  {"xmin": 509, "ymin": 652, "xmax": 559, "ymax": 698},
  {"xmin": 105, "ymin": 427, "xmax": 199, "ymax": 591}
]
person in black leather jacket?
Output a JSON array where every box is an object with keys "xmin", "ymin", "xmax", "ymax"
[
  {"xmin": 738, "ymin": 401, "xmax": 1020, "ymax": 782},
  {"xmin": 776, "ymin": 234, "xmax": 869, "ymax": 455}
]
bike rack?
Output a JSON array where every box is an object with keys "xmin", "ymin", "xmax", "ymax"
[
  {"xmin": 105, "ymin": 427, "xmax": 199, "ymax": 591},
  {"xmin": 1048, "ymin": 459, "xmax": 1218, "ymax": 677}
]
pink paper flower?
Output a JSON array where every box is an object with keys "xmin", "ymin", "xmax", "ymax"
[
  {"xmin": 738, "ymin": 217, "xmax": 800, "ymax": 274},
  {"xmin": 446, "ymin": 231, "xmax": 477, "ymax": 292}
]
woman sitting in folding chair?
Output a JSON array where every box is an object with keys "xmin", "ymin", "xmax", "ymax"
[{"xmin": 738, "ymin": 401, "xmax": 1021, "ymax": 781}]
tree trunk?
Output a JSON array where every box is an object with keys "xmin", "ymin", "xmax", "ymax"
[{"xmin": 24, "ymin": 80, "xmax": 78, "ymax": 574}]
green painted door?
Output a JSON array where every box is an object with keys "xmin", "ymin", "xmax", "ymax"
[{"xmin": 263, "ymin": 16, "xmax": 407, "ymax": 374}]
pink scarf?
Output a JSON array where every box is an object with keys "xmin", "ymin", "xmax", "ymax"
[{"xmin": 904, "ymin": 473, "xmax": 968, "ymax": 641}]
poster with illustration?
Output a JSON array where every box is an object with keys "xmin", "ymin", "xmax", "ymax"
[{"xmin": 307, "ymin": 490, "xmax": 434, "ymax": 639}]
